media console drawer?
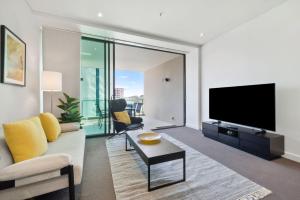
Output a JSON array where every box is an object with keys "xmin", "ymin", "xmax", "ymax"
[
  {"xmin": 239, "ymin": 132, "xmax": 269, "ymax": 146},
  {"xmin": 219, "ymin": 133, "xmax": 239, "ymax": 147},
  {"xmin": 202, "ymin": 123, "xmax": 218, "ymax": 139},
  {"xmin": 203, "ymin": 128, "xmax": 218, "ymax": 139},
  {"xmin": 240, "ymin": 139, "xmax": 269, "ymax": 154},
  {"xmin": 202, "ymin": 123, "xmax": 218, "ymax": 131}
]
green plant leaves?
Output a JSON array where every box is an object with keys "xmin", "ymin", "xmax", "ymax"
[{"xmin": 57, "ymin": 92, "xmax": 82, "ymax": 123}]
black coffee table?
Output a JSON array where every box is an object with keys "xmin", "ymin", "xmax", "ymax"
[{"xmin": 125, "ymin": 132, "xmax": 186, "ymax": 191}]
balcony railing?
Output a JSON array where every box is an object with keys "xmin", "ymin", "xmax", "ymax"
[
  {"xmin": 81, "ymin": 99, "xmax": 108, "ymax": 119},
  {"xmin": 81, "ymin": 98, "xmax": 144, "ymax": 119}
]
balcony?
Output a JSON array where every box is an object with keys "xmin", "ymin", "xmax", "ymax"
[{"xmin": 81, "ymin": 98, "xmax": 144, "ymax": 136}]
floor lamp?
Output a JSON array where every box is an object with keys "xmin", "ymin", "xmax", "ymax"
[{"xmin": 42, "ymin": 71, "xmax": 62, "ymax": 114}]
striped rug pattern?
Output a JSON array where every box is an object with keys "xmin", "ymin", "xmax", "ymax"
[{"xmin": 106, "ymin": 133, "xmax": 271, "ymax": 200}]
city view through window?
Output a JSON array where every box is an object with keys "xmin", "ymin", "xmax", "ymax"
[
  {"xmin": 115, "ymin": 70, "xmax": 144, "ymax": 105},
  {"xmin": 115, "ymin": 70, "xmax": 144, "ymax": 115}
]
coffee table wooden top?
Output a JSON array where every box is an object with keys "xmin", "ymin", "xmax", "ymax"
[{"xmin": 126, "ymin": 131, "xmax": 185, "ymax": 165}]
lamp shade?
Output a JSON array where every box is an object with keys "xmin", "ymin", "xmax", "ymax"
[{"xmin": 42, "ymin": 71, "xmax": 62, "ymax": 91}]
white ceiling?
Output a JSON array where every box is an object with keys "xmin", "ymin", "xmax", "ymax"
[
  {"xmin": 80, "ymin": 41, "xmax": 180, "ymax": 71},
  {"xmin": 115, "ymin": 44, "xmax": 181, "ymax": 72},
  {"xmin": 26, "ymin": 0, "xmax": 286, "ymax": 45}
]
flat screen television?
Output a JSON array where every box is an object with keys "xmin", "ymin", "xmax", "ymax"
[{"xmin": 209, "ymin": 83, "xmax": 276, "ymax": 131}]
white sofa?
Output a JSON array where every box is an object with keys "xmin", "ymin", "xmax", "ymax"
[{"xmin": 0, "ymin": 129, "xmax": 86, "ymax": 200}]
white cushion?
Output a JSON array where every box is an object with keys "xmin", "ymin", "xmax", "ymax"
[
  {"xmin": 0, "ymin": 131, "xmax": 14, "ymax": 169},
  {"xmin": 46, "ymin": 129, "xmax": 85, "ymax": 184},
  {"xmin": 60, "ymin": 122, "xmax": 80, "ymax": 133},
  {"xmin": 0, "ymin": 153, "xmax": 71, "ymax": 181}
]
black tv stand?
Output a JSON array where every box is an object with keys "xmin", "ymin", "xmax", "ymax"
[
  {"xmin": 255, "ymin": 129, "xmax": 266, "ymax": 135},
  {"xmin": 202, "ymin": 121, "xmax": 284, "ymax": 160},
  {"xmin": 212, "ymin": 120, "xmax": 222, "ymax": 125},
  {"xmin": 225, "ymin": 125, "xmax": 238, "ymax": 130}
]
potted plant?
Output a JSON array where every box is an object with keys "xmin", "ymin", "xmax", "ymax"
[{"xmin": 57, "ymin": 93, "xmax": 82, "ymax": 131}]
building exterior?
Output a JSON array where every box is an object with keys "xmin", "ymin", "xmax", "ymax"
[{"xmin": 115, "ymin": 88, "xmax": 125, "ymax": 99}]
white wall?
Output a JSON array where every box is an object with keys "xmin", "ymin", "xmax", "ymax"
[
  {"xmin": 186, "ymin": 48, "xmax": 200, "ymax": 129},
  {"xmin": 42, "ymin": 28, "xmax": 80, "ymax": 117},
  {"xmin": 144, "ymin": 56, "xmax": 184, "ymax": 125},
  {"xmin": 0, "ymin": 0, "xmax": 40, "ymax": 124},
  {"xmin": 201, "ymin": 0, "xmax": 300, "ymax": 162}
]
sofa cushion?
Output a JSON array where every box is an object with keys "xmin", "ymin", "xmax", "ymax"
[
  {"xmin": 0, "ymin": 131, "xmax": 14, "ymax": 169},
  {"xmin": 60, "ymin": 122, "xmax": 80, "ymax": 133},
  {"xmin": 39, "ymin": 112, "xmax": 61, "ymax": 142},
  {"xmin": 46, "ymin": 129, "xmax": 85, "ymax": 184},
  {"xmin": 3, "ymin": 117, "xmax": 48, "ymax": 163}
]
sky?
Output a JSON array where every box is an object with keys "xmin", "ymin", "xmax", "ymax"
[{"xmin": 115, "ymin": 70, "xmax": 144, "ymax": 97}]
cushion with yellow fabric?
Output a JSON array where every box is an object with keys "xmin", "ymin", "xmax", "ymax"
[
  {"xmin": 39, "ymin": 112, "xmax": 61, "ymax": 142},
  {"xmin": 114, "ymin": 111, "xmax": 131, "ymax": 125},
  {"xmin": 3, "ymin": 117, "xmax": 48, "ymax": 163}
]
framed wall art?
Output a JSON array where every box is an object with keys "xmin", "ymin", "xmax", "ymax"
[{"xmin": 0, "ymin": 25, "xmax": 26, "ymax": 86}]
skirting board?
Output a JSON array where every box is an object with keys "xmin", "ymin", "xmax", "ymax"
[
  {"xmin": 283, "ymin": 152, "xmax": 300, "ymax": 163},
  {"xmin": 185, "ymin": 123, "xmax": 200, "ymax": 130}
]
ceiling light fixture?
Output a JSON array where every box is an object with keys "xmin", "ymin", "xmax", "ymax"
[
  {"xmin": 200, "ymin": 33, "xmax": 205, "ymax": 38},
  {"xmin": 98, "ymin": 12, "xmax": 103, "ymax": 17}
]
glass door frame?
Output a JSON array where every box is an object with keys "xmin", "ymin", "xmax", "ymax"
[
  {"xmin": 81, "ymin": 36, "xmax": 187, "ymax": 137},
  {"xmin": 113, "ymin": 42, "xmax": 187, "ymax": 127},
  {"xmin": 80, "ymin": 36, "xmax": 115, "ymax": 138}
]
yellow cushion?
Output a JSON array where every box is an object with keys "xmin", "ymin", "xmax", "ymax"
[
  {"xmin": 3, "ymin": 117, "xmax": 48, "ymax": 163},
  {"xmin": 39, "ymin": 113, "xmax": 61, "ymax": 142},
  {"xmin": 114, "ymin": 111, "xmax": 131, "ymax": 125}
]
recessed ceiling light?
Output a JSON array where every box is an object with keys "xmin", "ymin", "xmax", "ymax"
[
  {"xmin": 200, "ymin": 33, "xmax": 205, "ymax": 38},
  {"xmin": 98, "ymin": 12, "xmax": 103, "ymax": 17}
]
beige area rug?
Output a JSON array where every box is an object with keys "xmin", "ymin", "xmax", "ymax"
[{"xmin": 106, "ymin": 133, "xmax": 271, "ymax": 200}]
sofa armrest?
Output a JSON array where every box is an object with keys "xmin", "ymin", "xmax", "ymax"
[{"xmin": 0, "ymin": 153, "xmax": 71, "ymax": 181}]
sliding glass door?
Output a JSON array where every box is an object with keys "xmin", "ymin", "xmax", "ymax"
[{"xmin": 80, "ymin": 37, "xmax": 114, "ymax": 137}]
